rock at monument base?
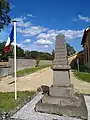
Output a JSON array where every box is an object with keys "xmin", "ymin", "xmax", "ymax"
[{"xmin": 35, "ymin": 93, "xmax": 88, "ymax": 120}]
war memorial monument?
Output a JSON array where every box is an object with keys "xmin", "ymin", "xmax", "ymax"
[{"xmin": 35, "ymin": 34, "xmax": 88, "ymax": 120}]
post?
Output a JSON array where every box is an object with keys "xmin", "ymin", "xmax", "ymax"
[
  {"xmin": 13, "ymin": 21, "xmax": 17, "ymax": 100},
  {"xmin": 77, "ymin": 58, "xmax": 79, "ymax": 72}
]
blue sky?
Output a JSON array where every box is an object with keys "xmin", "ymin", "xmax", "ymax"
[{"xmin": 0, "ymin": 0, "xmax": 90, "ymax": 53}]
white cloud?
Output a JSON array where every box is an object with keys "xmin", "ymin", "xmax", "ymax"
[
  {"xmin": 11, "ymin": 14, "xmax": 85, "ymax": 53},
  {"xmin": 60, "ymin": 29, "xmax": 84, "ymax": 40},
  {"xmin": 18, "ymin": 26, "xmax": 48, "ymax": 36},
  {"xmin": 11, "ymin": 43, "xmax": 22, "ymax": 47},
  {"xmin": 37, "ymin": 29, "xmax": 84, "ymax": 45},
  {"xmin": 24, "ymin": 39, "xmax": 31, "ymax": 43},
  {"xmin": 13, "ymin": 17, "xmax": 26, "ymax": 22},
  {"xmin": 78, "ymin": 14, "xmax": 90, "ymax": 22},
  {"xmin": 13, "ymin": 15, "xmax": 48, "ymax": 37},
  {"xmin": 36, "ymin": 39, "xmax": 53, "ymax": 45},
  {"xmin": 44, "ymin": 45, "xmax": 48, "ymax": 48},
  {"xmin": 27, "ymin": 14, "xmax": 36, "ymax": 18},
  {"xmin": 35, "ymin": 28, "xmax": 84, "ymax": 51},
  {"xmin": 18, "ymin": 21, "xmax": 31, "ymax": 27},
  {"xmin": 13, "ymin": 17, "xmax": 31, "ymax": 27}
]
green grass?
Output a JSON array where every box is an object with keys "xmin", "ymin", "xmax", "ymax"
[
  {"xmin": 17, "ymin": 64, "xmax": 51, "ymax": 77},
  {"xmin": 73, "ymin": 71, "xmax": 90, "ymax": 83},
  {"xmin": 0, "ymin": 91, "xmax": 35, "ymax": 112},
  {"xmin": 39, "ymin": 60, "xmax": 52, "ymax": 66}
]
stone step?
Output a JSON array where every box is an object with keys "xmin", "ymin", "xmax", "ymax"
[
  {"xmin": 35, "ymin": 94, "xmax": 88, "ymax": 120},
  {"xmin": 49, "ymin": 85, "xmax": 74, "ymax": 97}
]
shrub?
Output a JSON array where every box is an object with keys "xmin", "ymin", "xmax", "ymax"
[{"xmin": 35, "ymin": 58, "xmax": 40, "ymax": 67}]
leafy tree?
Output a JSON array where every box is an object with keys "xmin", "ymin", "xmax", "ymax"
[
  {"xmin": 50, "ymin": 44, "xmax": 76, "ymax": 60},
  {"xmin": 0, "ymin": 0, "xmax": 11, "ymax": 30},
  {"xmin": 66, "ymin": 43, "xmax": 76, "ymax": 56},
  {"xmin": 30, "ymin": 51, "xmax": 38, "ymax": 59},
  {"xmin": 16, "ymin": 46, "xmax": 25, "ymax": 57},
  {"xmin": 25, "ymin": 50, "xmax": 31, "ymax": 58}
]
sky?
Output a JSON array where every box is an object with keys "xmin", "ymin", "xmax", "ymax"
[{"xmin": 0, "ymin": 0, "xmax": 90, "ymax": 53}]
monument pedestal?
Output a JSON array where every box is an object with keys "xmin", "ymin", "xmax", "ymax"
[
  {"xmin": 35, "ymin": 34, "xmax": 88, "ymax": 120},
  {"xmin": 35, "ymin": 94, "xmax": 87, "ymax": 120}
]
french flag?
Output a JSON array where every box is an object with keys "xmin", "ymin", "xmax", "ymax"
[{"xmin": 4, "ymin": 25, "xmax": 14, "ymax": 53}]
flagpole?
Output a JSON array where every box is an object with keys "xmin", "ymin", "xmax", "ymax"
[{"xmin": 13, "ymin": 21, "xmax": 17, "ymax": 100}]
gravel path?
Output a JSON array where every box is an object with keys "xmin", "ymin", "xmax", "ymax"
[
  {"xmin": 0, "ymin": 68, "xmax": 53, "ymax": 92},
  {"xmin": 11, "ymin": 92, "xmax": 86, "ymax": 120},
  {"xmin": 0, "ymin": 68, "xmax": 90, "ymax": 94}
]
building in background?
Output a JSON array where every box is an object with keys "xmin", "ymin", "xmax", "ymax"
[{"xmin": 81, "ymin": 27, "xmax": 90, "ymax": 69}]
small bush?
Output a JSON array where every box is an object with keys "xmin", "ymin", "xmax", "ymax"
[{"xmin": 35, "ymin": 58, "xmax": 40, "ymax": 67}]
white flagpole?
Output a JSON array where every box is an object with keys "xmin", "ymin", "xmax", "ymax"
[{"xmin": 13, "ymin": 21, "xmax": 17, "ymax": 100}]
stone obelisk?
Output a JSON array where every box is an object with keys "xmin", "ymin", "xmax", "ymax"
[{"xmin": 35, "ymin": 34, "xmax": 88, "ymax": 120}]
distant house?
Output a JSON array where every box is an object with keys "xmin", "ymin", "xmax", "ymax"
[{"xmin": 81, "ymin": 27, "xmax": 90, "ymax": 69}]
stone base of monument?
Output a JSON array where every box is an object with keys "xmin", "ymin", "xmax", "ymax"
[
  {"xmin": 35, "ymin": 92, "xmax": 88, "ymax": 120},
  {"xmin": 49, "ymin": 84, "xmax": 74, "ymax": 97}
]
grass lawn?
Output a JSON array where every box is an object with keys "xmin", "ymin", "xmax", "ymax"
[
  {"xmin": 0, "ymin": 91, "xmax": 35, "ymax": 112},
  {"xmin": 17, "ymin": 64, "xmax": 51, "ymax": 77},
  {"xmin": 73, "ymin": 71, "xmax": 90, "ymax": 83}
]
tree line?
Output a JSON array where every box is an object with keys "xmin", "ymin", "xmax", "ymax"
[{"xmin": 0, "ymin": 42, "xmax": 76, "ymax": 61}]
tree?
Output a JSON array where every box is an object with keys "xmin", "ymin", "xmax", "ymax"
[
  {"xmin": 0, "ymin": 0, "xmax": 11, "ymax": 31},
  {"xmin": 66, "ymin": 43, "xmax": 76, "ymax": 56},
  {"xmin": 51, "ymin": 44, "xmax": 76, "ymax": 60},
  {"xmin": 25, "ymin": 50, "xmax": 31, "ymax": 58},
  {"xmin": 16, "ymin": 46, "xmax": 25, "ymax": 57},
  {"xmin": 52, "ymin": 49, "xmax": 55, "ymax": 60},
  {"xmin": 30, "ymin": 51, "xmax": 38, "ymax": 59}
]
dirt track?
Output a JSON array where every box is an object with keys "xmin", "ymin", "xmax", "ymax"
[{"xmin": 0, "ymin": 67, "xmax": 90, "ymax": 94}]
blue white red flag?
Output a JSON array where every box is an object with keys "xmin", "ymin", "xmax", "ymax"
[{"xmin": 4, "ymin": 26, "xmax": 14, "ymax": 53}]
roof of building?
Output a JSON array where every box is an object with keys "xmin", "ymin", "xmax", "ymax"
[{"xmin": 81, "ymin": 27, "xmax": 90, "ymax": 46}]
